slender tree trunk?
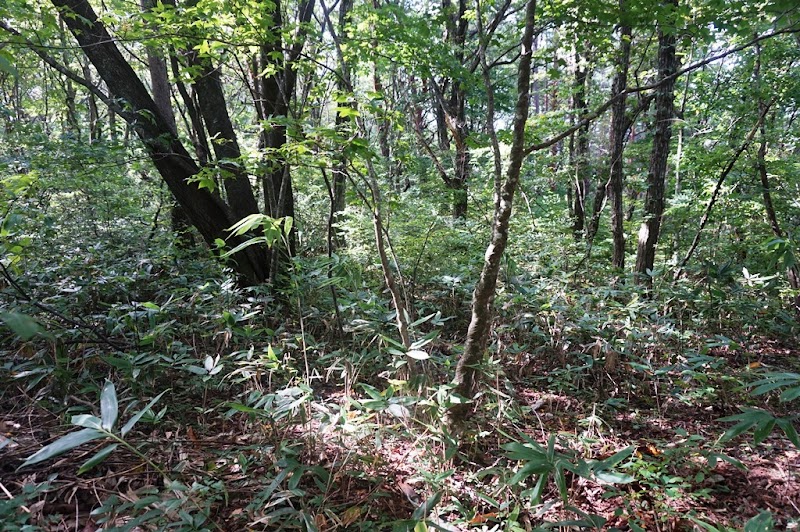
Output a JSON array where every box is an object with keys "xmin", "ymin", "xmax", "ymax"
[
  {"xmin": 609, "ymin": 16, "xmax": 632, "ymax": 270},
  {"xmin": 141, "ymin": 0, "xmax": 176, "ymax": 134},
  {"xmin": 58, "ymin": 21, "xmax": 80, "ymax": 137},
  {"xmin": 332, "ymin": 0, "xmax": 353, "ymax": 238},
  {"xmin": 634, "ymin": 0, "xmax": 679, "ymax": 284},
  {"xmin": 571, "ymin": 51, "xmax": 589, "ymax": 239},
  {"xmin": 753, "ymin": 43, "xmax": 800, "ymax": 312},
  {"xmin": 80, "ymin": 59, "xmax": 100, "ymax": 142},
  {"xmin": 449, "ymin": 0, "xmax": 536, "ymax": 426},
  {"xmin": 673, "ymin": 106, "xmax": 770, "ymax": 280}
]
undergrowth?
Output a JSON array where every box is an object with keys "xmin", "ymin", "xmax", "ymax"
[{"xmin": 1, "ymin": 136, "xmax": 798, "ymax": 530}]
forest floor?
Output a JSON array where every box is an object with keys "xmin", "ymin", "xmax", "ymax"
[{"xmin": 2, "ymin": 334, "xmax": 799, "ymax": 531}]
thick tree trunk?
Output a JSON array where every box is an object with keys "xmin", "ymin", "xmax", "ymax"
[
  {"xmin": 634, "ymin": 0, "xmax": 679, "ymax": 284},
  {"xmin": 52, "ymin": 0, "xmax": 268, "ymax": 284},
  {"xmin": 448, "ymin": 0, "xmax": 536, "ymax": 425},
  {"xmin": 192, "ymin": 63, "xmax": 262, "ymax": 217}
]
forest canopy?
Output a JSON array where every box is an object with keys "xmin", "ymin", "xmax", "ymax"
[{"xmin": 1, "ymin": 0, "xmax": 799, "ymax": 529}]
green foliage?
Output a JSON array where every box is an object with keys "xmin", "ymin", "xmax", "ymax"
[
  {"xmin": 2, "ymin": 0, "xmax": 800, "ymax": 528},
  {"xmin": 20, "ymin": 382, "xmax": 167, "ymax": 470},
  {"xmin": 503, "ymin": 433, "xmax": 634, "ymax": 504}
]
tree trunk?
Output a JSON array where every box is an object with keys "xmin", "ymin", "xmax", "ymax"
[
  {"xmin": 332, "ymin": 0, "xmax": 353, "ymax": 240},
  {"xmin": 254, "ymin": 0, "xmax": 314, "ymax": 229},
  {"xmin": 52, "ymin": 0, "xmax": 268, "ymax": 284},
  {"xmin": 81, "ymin": 59, "xmax": 100, "ymax": 142},
  {"xmin": 753, "ymin": 42, "xmax": 800, "ymax": 313},
  {"xmin": 634, "ymin": 0, "xmax": 678, "ymax": 284},
  {"xmin": 448, "ymin": 0, "xmax": 536, "ymax": 426},
  {"xmin": 609, "ymin": 15, "xmax": 632, "ymax": 270},
  {"xmin": 571, "ymin": 52, "xmax": 589, "ymax": 240}
]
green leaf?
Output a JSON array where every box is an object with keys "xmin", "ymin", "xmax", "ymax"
[
  {"xmin": 20, "ymin": 428, "xmax": 105, "ymax": 468},
  {"xmin": 78, "ymin": 443, "xmax": 119, "ymax": 474},
  {"xmin": 599, "ymin": 446, "xmax": 634, "ymax": 469},
  {"xmin": 780, "ymin": 387, "xmax": 800, "ymax": 402},
  {"xmin": 509, "ymin": 460, "xmax": 551, "ymax": 485},
  {"xmin": 0, "ymin": 311, "xmax": 44, "ymax": 340},
  {"xmin": 411, "ymin": 491, "xmax": 442, "ymax": 520},
  {"xmin": 72, "ymin": 415, "xmax": 103, "ymax": 429},
  {"xmin": 227, "ymin": 213, "xmax": 270, "ymax": 236},
  {"xmin": 121, "ymin": 391, "xmax": 167, "ymax": 437},
  {"xmin": 0, "ymin": 50, "xmax": 18, "ymax": 77},
  {"xmin": 100, "ymin": 381, "xmax": 118, "ymax": 431},
  {"xmin": 527, "ymin": 473, "xmax": 547, "ymax": 504},
  {"xmin": 753, "ymin": 419, "xmax": 776, "ymax": 445},
  {"xmin": 743, "ymin": 511, "xmax": 774, "ymax": 532},
  {"xmin": 775, "ymin": 419, "xmax": 800, "ymax": 448},
  {"xmin": 595, "ymin": 470, "xmax": 635, "ymax": 484},
  {"xmin": 221, "ymin": 236, "xmax": 269, "ymax": 258}
]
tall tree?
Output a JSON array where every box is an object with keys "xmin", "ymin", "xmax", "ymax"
[
  {"xmin": 753, "ymin": 40, "xmax": 800, "ymax": 312},
  {"xmin": 47, "ymin": 0, "xmax": 269, "ymax": 283},
  {"xmin": 449, "ymin": 0, "xmax": 536, "ymax": 425},
  {"xmin": 634, "ymin": 0, "xmax": 679, "ymax": 283},
  {"xmin": 608, "ymin": 8, "xmax": 632, "ymax": 270},
  {"xmin": 570, "ymin": 49, "xmax": 590, "ymax": 240}
]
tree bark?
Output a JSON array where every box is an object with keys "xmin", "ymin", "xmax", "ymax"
[
  {"xmin": 448, "ymin": 0, "xmax": 536, "ymax": 425},
  {"xmin": 571, "ymin": 52, "xmax": 589, "ymax": 240},
  {"xmin": 753, "ymin": 43, "xmax": 800, "ymax": 312},
  {"xmin": 634, "ymin": 0, "xmax": 679, "ymax": 284},
  {"xmin": 609, "ymin": 16, "xmax": 632, "ymax": 270},
  {"xmin": 51, "ymin": 0, "xmax": 268, "ymax": 284}
]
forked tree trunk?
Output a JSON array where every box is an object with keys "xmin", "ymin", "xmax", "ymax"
[
  {"xmin": 634, "ymin": 0, "xmax": 679, "ymax": 284},
  {"xmin": 448, "ymin": 0, "xmax": 536, "ymax": 426},
  {"xmin": 51, "ymin": 0, "xmax": 268, "ymax": 284}
]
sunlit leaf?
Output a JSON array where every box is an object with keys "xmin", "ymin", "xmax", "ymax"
[
  {"xmin": 100, "ymin": 381, "xmax": 118, "ymax": 431},
  {"xmin": 72, "ymin": 415, "xmax": 103, "ymax": 429},
  {"xmin": 406, "ymin": 350, "xmax": 429, "ymax": 360}
]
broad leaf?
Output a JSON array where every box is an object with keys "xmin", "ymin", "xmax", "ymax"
[
  {"xmin": 406, "ymin": 350, "xmax": 430, "ymax": 360},
  {"xmin": 20, "ymin": 428, "xmax": 105, "ymax": 468},
  {"xmin": 72, "ymin": 415, "xmax": 102, "ymax": 429},
  {"xmin": 0, "ymin": 311, "xmax": 44, "ymax": 340},
  {"xmin": 100, "ymin": 381, "xmax": 118, "ymax": 431},
  {"xmin": 744, "ymin": 511, "xmax": 774, "ymax": 532},
  {"xmin": 411, "ymin": 491, "xmax": 442, "ymax": 521}
]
